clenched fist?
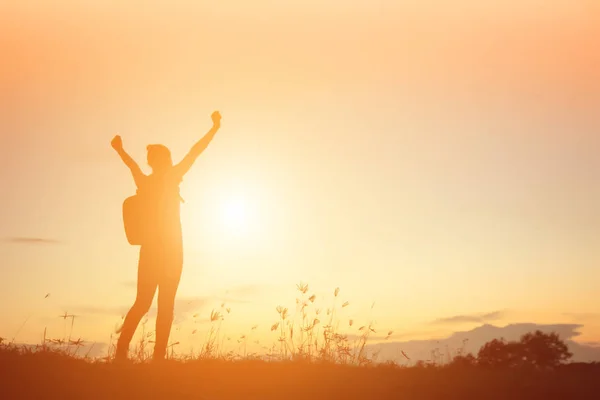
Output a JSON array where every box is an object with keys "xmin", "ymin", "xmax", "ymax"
[{"xmin": 111, "ymin": 135, "xmax": 123, "ymax": 152}]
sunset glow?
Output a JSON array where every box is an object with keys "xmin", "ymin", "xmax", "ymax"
[{"xmin": 0, "ymin": 0, "xmax": 599, "ymax": 364}]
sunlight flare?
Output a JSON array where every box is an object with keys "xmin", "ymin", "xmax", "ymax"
[{"xmin": 221, "ymin": 195, "xmax": 251, "ymax": 236}]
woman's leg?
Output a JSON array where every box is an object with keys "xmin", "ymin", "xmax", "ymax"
[
  {"xmin": 153, "ymin": 248, "xmax": 183, "ymax": 361},
  {"xmin": 115, "ymin": 247, "xmax": 158, "ymax": 360}
]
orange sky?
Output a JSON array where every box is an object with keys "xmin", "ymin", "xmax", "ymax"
[{"xmin": 1, "ymin": 1, "xmax": 599, "ymax": 355}]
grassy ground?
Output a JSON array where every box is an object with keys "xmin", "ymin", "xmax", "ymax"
[
  {"xmin": 1, "ymin": 347, "xmax": 599, "ymax": 399},
  {"xmin": 3, "ymin": 286, "xmax": 597, "ymax": 399}
]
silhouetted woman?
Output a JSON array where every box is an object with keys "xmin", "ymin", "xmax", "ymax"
[{"xmin": 111, "ymin": 111, "xmax": 222, "ymax": 361}]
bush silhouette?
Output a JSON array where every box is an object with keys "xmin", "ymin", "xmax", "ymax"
[
  {"xmin": 477, "ymin": 330, "xmax": 572, "ymax": 369},
  {"xmin": 449, "ymin": 353, "xmax": 477, "ymax": 368}
]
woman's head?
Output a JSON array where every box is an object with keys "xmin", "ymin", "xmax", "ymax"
[{"xmin": 147, "ymin": 144, "xmax": 173, "ymax": 172}]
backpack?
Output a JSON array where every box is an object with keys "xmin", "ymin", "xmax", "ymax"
[
  {"xmin": 122, "ymin": 179, "xmax": 184, "ymax": 246},
  {"xmin": 122, "ymin": 194, "xmax": 147, "ymax": 246}
]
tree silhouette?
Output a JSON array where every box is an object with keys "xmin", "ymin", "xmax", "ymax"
[
  {"xmin": 478, "ymin": 338, "xmax": 523, "ymax": 368},
  {"xmin": 477, "ymin": 330, "xmax": 572, "ymax": 369},
  {"xmin": 519, "ymin": 330, "xmax": 572, "ymax": 368}
]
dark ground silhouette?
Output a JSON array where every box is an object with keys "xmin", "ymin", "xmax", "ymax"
[{"xmin": 1, "ymin": 347, "xmax": 600, "ymax": 400}]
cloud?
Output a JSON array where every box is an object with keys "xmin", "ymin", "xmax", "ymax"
[
  {"xmin": 562, "ymin": 312, "xmax": 600, "ymax": 322},
  {"xmin": 431, "ymin": 310, "xmax": 506, "ymax": 325},
  {"xmin": 172, "ymin": 296, "xmax": 212, "ymax": 315},
  {"xmin": 4, "ymin": 237, "xmax": 62, "ymax": 245},
  {"xmin": 217, "ymin": 284, "xmax": 273, "ymax": 304},
  {"xmin": 223, "ymin": 284, "xmax": 267, "ymax": 297},
  {"xmin": 119, "ymin": 283, "xmax": 268, "ymax": 299},
  {"xmin": 73, "ymin": 296, "xmax": 213, "ymax": 320},
  {"xmin": 580, "ymin": 341, "xmax": 600, "ymax": 348},
  {"xmin": 347, "ymin": 333, "xmax": 410, "ymax": 342},
  {"xmin": 73, "ymin": 306, "xmax": 129, "ymax": 317},
  {"xmin": 75, "ymin": 284, "xmax": 271, "ymax": 322},
  {"xmin": 347, "ymin": 330, "xmax": 448, "ymax": 342}
]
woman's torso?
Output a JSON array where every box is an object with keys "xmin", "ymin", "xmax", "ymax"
[{"xmin": 137, "ymin": 170, "xmax": 183, "ymax": 246}]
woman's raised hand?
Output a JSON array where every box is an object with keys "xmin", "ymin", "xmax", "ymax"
[{"xmin": 111, "ymin": 135, "xmax": 123, "ymax": 152}]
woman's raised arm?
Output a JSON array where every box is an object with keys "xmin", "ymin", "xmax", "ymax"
[
  {"xmin": 111, "ymin": 135, "xmax": 145, "ymax": 187},
  {"xmin": 173, "ymin": 111, "xmax": 222, "ymax": 178}
]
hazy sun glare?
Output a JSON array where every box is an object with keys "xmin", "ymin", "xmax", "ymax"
[{"xmin": 220, "ymin": 195, "xmax": 251, "ymax": 235}]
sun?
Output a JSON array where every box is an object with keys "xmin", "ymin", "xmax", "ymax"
[
  {"xmin": 220, "ymin": 196, "xmax": 250, "ymax": 236},
  {"xmin": 183, "ymin": 177, "xmax": 277, "ymax": 255}
]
